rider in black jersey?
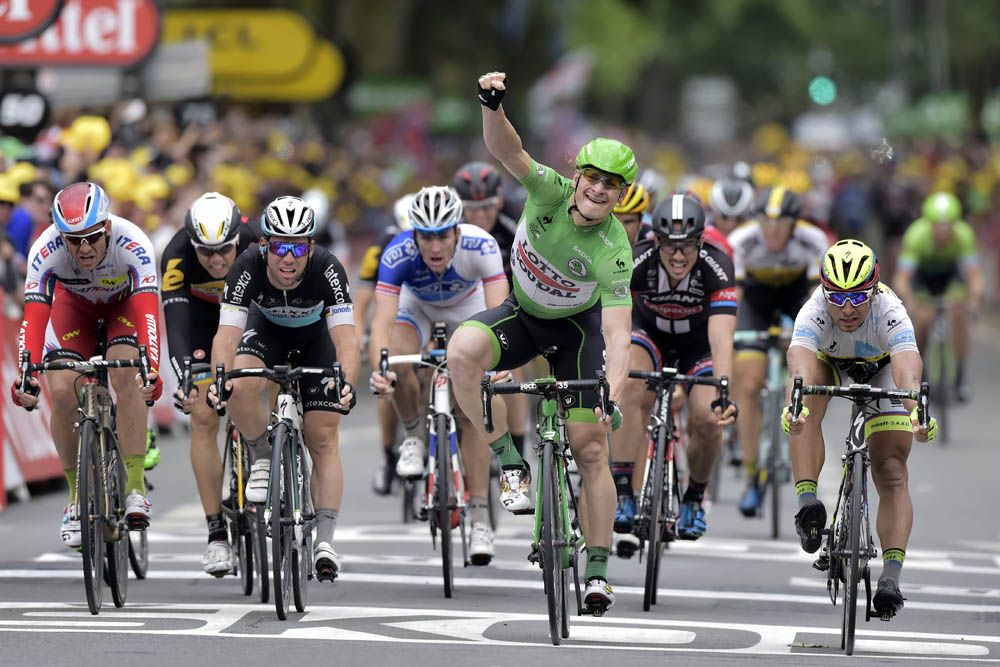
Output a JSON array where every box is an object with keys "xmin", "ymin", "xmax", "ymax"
[
  {"xmin": 208, "ymin": 195, "xmax": 359, "ymax": 582},
  {"xmin": 163, "ymin": 193, "xmax": 258, "ymax": 575}
]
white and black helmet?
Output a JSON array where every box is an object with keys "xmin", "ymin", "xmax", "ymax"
[
  {"xmin": 185, "ymin": 192, "xmax": 242, "ymax": 246},
  {"xmin": 393, "ymin": 193, "xmax": 416, "ymax": 231},
  {"xmin": 709, "ymin": 178, "xmax": 754, "ymax": 219},
  {"xmin": 408, "ymin": 186, "xmax": 463, "ymax": 233},
  {"xmin": 261, "ymin": 195, "xmax": 317, "ymax": 237}
]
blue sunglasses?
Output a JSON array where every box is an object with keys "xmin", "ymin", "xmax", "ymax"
[
  {"xmin": 824, "ymin": 288, "xmax": 874, "ymax": 307},
  {"xmin": 268, "ymin": 240, "xmax": 310, "ymax": 258}
]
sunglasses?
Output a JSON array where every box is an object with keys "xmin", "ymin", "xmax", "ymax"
[
  {"xmin": 267, "ymin": 240, "xmax": 310, "ymax": 258},
  {"xmin": 193, "ymin": 240, "xmax": 238, "ymax": 258},
  {"xmin": 580, "ymin": 167, "xmax": 626, "ymax": 191},
  {"xmin": 414, "ymin": 228, "xmax": 454, "ymax": 240},
  {"xmin": 461, "ymin": 197, "xmax": 500, "ymax": 209},
  {"xmin": 658, "ymin": 239, "xmax": 700, "ymax": 256},
  {"xmin": 63, "ymin": 229, "xmax": 107, "ymax": 247},
  {"xmin": 824, "ymin": 288, "xmax": 874, "ymax": 307}
]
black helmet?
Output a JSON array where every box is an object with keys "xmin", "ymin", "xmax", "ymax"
[
  {"xmin": 453, "ymin": 162, "xmax": 502, "ymax": 202},
  {"xmin": 651, "ymin": 193, "xmax": 706, "ymax": 240},
  {"xmin": 756, "ymin": 186, "xmax": 801, "ymax": 220}
]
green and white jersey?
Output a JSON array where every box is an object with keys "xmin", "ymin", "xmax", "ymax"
[{"xmin": 510, "ymin": 160, "xmax": 633, "ymax": 319}]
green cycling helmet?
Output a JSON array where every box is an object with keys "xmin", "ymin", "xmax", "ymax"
[
  {"xmin": 575, "ymin": 137, "xmax": 637, "ymax": 185},
  {"xmin": 922, "ymin": 192, "xmax": 961, "ymax": 223}
]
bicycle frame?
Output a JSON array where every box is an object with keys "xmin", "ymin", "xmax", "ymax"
[{"xmin": 531, "ymin": 394, "xmax": 575, "ymax": 570}]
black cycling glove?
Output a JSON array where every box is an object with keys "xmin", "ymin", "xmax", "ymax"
[
  {"xmin": 333, "ymin": 381, "xmax": 357, "ymax": 415},
  {"xmin": 478, "ymin": 74, "xmax": 506, "ymax": 111}
]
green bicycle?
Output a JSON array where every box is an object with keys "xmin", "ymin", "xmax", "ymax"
[{"xmin": 481, "ymin": 351, "xmax": 610, "ymax": 646}]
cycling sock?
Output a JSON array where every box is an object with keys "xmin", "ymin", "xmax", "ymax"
[
  {"xmin": 743, "ymin": 461, "xmax": 759, "ymax": 480},
  {"xmin": 612, "ymin": 462, "xmax": 633, "ymax": 497},
  {"xmin": 584, "ymin": 546, "xmax": 610, "ymax": 581},
  {"xmin": 64, "ymin": 468, "xmax": 77, "ymax": 505},
  {"xmin": 246, "ymin": 433, "xmax": 271, "ymax": 462},
  {"xmin": 206, "ymin": 513, "xmax": 227, "ymax": 543},
  {"xmin": 955, "ymin": 363, "xmax": 966, "ymax": 388},
  {"xmin": 469, "ymin": 496, "xmax": 490, "ymax": 525},
  {"xmin": 489, "ymin": 432, "xmax": 524, "ymax": 468},
  {"xmin": 125, "ymin": 455, "xmax": 146, "ymax": 495},
  {"xmin": 315, "ymin": 508, "xmax": 339, "ymax": 545},
  {"xmin": 402, "ymin": 416, "xmax": 421, "ymax": 439},
  {"xmin": 511, "ymin": 433, "xmax": 525, "ymax": 457},
  {"xmin": 682, "ymin": 478, "xmax": 708, "ymax": 504},
  {"xmin": 881, "ymin": 548, "xmax": 905, "ymax": 584},
  {"xmin": 795, "ymin": 479, "xmax": 818, "ymax": 507}
]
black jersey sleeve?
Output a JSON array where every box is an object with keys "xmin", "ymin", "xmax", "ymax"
[
  {"xmin": 218, "ymin": 247, "xmax": 264, "ymax": 330},
  {"xmin": 700, "ymin": 244, "xmax": 739, "ymax": 317},
  {"xmin": 314, "ymin": 247, "xmax": 355, "ymax": 329},
  {"xmin": 160, "ymin": 230, "xmax": 193, "ymax": 382}
]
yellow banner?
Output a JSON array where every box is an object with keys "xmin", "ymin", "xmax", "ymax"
[
  {"xmin": 163, "ymin": 9, "xmax": 318, "ymax": 80},
  {"xmin": 214, "ymin": 40, "xmax": 345, "ymax": 102}
]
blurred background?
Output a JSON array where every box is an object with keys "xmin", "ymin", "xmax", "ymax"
[{"xmin": 2, "ymin": 0, "xmax": 1000, "ymax": 307}]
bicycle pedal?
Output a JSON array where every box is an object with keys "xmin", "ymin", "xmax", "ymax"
[
  {"xmin": 315, "ymin": 566, "xmax": 339, "ymax": 583},
  {"xmin": 584, "ymin": 601, "xmax": 609, "ymax": 617},
  {"xmin": 508, "ymin": 507, "xmax": 535, "ymax": 516},
  {"xmin": 812, "ymin": 554, "xmax": 830, "ymax": 572},
  {"xmin": 125, "ymin": 517, "xmax": 149, "ymax": 531}
]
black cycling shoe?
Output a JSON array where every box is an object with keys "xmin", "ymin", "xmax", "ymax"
[
  {"xmin": 872, "ymin": 578, "xmax": 905, "ymax": 620},
  {"xmin": 794, "ymin": 501, "xmax": 826, "ymax": 554}
]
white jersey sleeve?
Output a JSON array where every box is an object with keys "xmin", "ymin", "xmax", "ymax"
[{"xmin": 453, "ymin": 224, "xmax": 506, "ymax": 286}]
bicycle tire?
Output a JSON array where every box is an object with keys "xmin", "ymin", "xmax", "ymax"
[
  {"xmin": 78, "ymin": 421, "xmax": 105, "ymax": 615},
  {"xmin": 105, "ymin": 439, "xmax": 129, "ymax": 608},
  {"xmin": 557, "ymin": 457, "xmax": 570, "ymax": 640},
  {"xmin": 643, "ymin": 425, "xmax": 666, "ymax": 612},
  {"xmin": 434, "ymin": 413, "xmax": 453, "ymax": 599},
  {"xmin": 271, "ymin": 424, "xmax": 293, "ymax": 619},
  {"xmin": 292, "ymin": 445, "xmax": 310, "ymax": 613},
  {"xmin": 128, "ymin": 529, "xmax": 148, "ymax": 580},
  {"xmin": 540, "ymin": 438, "xmax": 564, "ymax": 645},
  {"xmin": 767, "ymin": 391, "xmax": 783, "ymax": 540},
  {"xmin": 254, "ymin": 509, "xmax": 269, "ymax": 603},
  {"xmin": 935, "ymin": 334, "xmax": 950, "ymax": 445},
  {"xmin": 843, "ymin": 454, "xmax": 863, "ymax": 655},
  {"xmin": 230, "ymin": 427, "xmax": 254, "ymax": 596}
]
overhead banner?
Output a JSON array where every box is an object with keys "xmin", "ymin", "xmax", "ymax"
[
  {"xmin": 214, "ymin": 40, "xmax": 345, "ymax": 102},
  {"xmin": 0, "ymin": 0, "xmax": 160, "ymax": 66},
  {"xmin": 0, "ymin": 0, "xmax": 63, "ymax": 43}
]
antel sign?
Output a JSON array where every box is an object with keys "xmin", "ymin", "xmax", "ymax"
[
  {"xmin": 0, "ymin": 0, "xmax": 64, "ymax": 43},
  {"xmin": 0, "ymin": 0, "xmax": 159, "ymax": 66}
]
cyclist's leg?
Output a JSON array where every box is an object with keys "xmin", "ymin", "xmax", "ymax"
[
  {"xmin": 908, "ymin": 276, "xmax": 936, "ymax": 354},
  {"xmin": 392, "ymin": 291, "xmax": 428, "ymax": 434},
  {"xmin": 616, "ymin": 330, "xmax": 657, "ymax": 496},
  {"xmin": 788, "ymin": 354, "xmax": 833, "ymax": 552},
  {"xmin": 105, "ymin": 303, "xmax": 149, "ymax": 501},
  {"xmin": 733, "ymin": 296, "xmax": 769, "ymax": 481},
  {"xmin": 189, "ymin": 379, "xmax": 224, "ymax": 514},
  {"xmin": 504, "ymin": 365, "xmax": 528, "ymax": 456},
  {"xmin": 227, "ymin": 314, "xmax": 277, "ymax": 448},
  {"xmin": 946, "ymin": 281, "xmax": 971, "ymax": 393}
]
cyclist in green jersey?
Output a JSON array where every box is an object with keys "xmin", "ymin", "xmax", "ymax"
[
  {"xmin": 448, "ymin": 71, "xmax": 634, "ymax": 613},
  {"xmin": 893, "ymin": 192, "xmax": 984, "ymax": 401}
]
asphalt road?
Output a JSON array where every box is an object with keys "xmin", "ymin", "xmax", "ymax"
[{"xmin": 2, "ymin": 323, "xmax": 1000, "ymax": 666}]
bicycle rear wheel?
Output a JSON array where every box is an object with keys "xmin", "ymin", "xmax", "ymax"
[
  {"xmin": 540, "ymin": 438, "xmax": 565, "ymax": 645},
  {"xmin": 292, "ymin": 448, "xmax": 311, "ymax": 613},
  {"xmin": 767, "ymin": 393, "xmax": 783, "ymax": 540},
  {"xmin": 229, "ymin": 426, "xmax": 254, "ymax": 595},
  {"xmin": 254, "ymin": 508, "xmax": 269, "ymax": 603},
  {"xmin": 104, "ymin": 439, "xmax": 129, "ymax": 608},
  {"xmin": 128, "ymin": 529, "xmax": 148, "ymax": 579},
  {"xmin": 434, "ymin": 413, "xmax": 453, "ymax": 599},
  {"xmin": 78, "ymin": 421, "xmax": 105, "ymax": 615},
  {"xmin": 643, "ymin": 426, "xmax": 666, "ymax": 612},
  {"xmin": 842, "ymin": 455, "xmax": 863, "ymax": 655},
  {"xmin": 271, "ymin": 424, "xmax": 293, "ymax": 619}
]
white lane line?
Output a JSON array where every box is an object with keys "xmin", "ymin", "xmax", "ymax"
[
  {"xmin": 791, "ymin": 576, "xmax": 1000, "ymax": 599},
  {"xmin": 0, "ymin": 620, "xmax": 145, "ymax": 628},
  {"xmin": 854, "ymin": 639, "xmax": 988, "ymax": 657},
  {"xmin": 4, "ymin": 569, "xmax": 1000, "ymax": 614}
]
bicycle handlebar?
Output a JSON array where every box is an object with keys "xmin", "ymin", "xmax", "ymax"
[
  {"xmin": 180, "ymin": 357, "xmax": 212, "ymax": 402},
  {"xmin": 480, "ymin": 371, "xmax": 609, "ymax": 434},
  {"xmin": 733, "ymin": 327, "xmax": 793, "ymax": 345},
  {"xmin": 20, "ymin": 346, "xmax": 154, "ymax": 410},
  {"xmin": 213, "ymin": 362, "xmax": 345, "ymax": 417},
  {"xmin": 629, "ymin": 368, "xmax": 730, "ymax": 411},
  {"xmin": 790, "ymin": 376, "xmax": 930, "ymax": 429},
  {"xmin": 380, "ymin": 347, "xmax": 446, "ymax": 371}
]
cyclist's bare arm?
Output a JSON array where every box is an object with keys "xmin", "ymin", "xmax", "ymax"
[
  {"xmin": 890, "ymin": 349, "xmax": 923, "ymax": 410},
  {"xmin": 211, "ymin": 324, "xmax": 242, "ymax": 379},
  {"xmin": 479, "ymin": 72, "xmax": 531, "ymax": 180},
  {"xmin": 786, "ymin": 346, "xmax": 825, "ymax": 402},
  {"xmin": 329, "ymin": 324, "xmax": 360, "ymax": 385},
  {"xmin": 483, "ymin": 279, "xmax": 509, "ymax": 310},
  {"xmin": 891, "ymin": 265, "xmax": 916, "ymax": 305},
  {"xmin": 367, "ymin": 290, "xmax": 400, "ymax": 368},
  {"xmin": 353, "ymin": 285, "xmax": 374, "ymax": 332},
  {"xmin": 601, "ymin": 305, "xmax": 632, "ymax": 404},
  {"xmin": 960, "ymin": 262, "xmax": 985, "ymax": 310},
  {"xmin": 708, "ymin": 313, "xmax": 736, "ymax": 379}
]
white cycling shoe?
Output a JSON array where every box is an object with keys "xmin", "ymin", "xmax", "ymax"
[
  {"xmin": 395, "ymin": 436, "xmax": 425, "ymax": 480},
  {"xmin": 202, "ymin": 540, "xmax": 234, "ymax": 577},
  {"xmin": 469, "ymin": 522, "xmax": 495, "ymax": 566},
  {"xmin": 245, "ymin": 460, "xmax": 273, "ymax": 503},
  {"xmin": 314, "ymin": 541, "xmax": 342, "ymax": 582},
  {"xmin": 61, "ymin": 505, "xmax": 81, "ymax": 549},
  {"xmin": 583, "ymin": 578, "xmax": 616, "ymax": 616},
  {"xmin": 499, "ymin": 464, "xmax": 534, "ymax": 514},
  {"xmin": 125, "ymin": 491, "xmax": 152, "ymax": 529}
]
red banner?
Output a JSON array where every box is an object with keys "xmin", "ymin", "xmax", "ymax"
[
  {"xmin": 0, "ymin": 0, "xmax": 63, "ymax": 43},
  {"xmin": 1, "ymin": 303, "xmax": 61, "ymax": 508},
  {"xmin": 0, "ymin": 0, "xmax": 159, "ymax": 66}
]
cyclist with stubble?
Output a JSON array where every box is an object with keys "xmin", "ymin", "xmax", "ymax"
[
  {"xmin": 448, "ymin": 71, "xmax": 633, "ymax": 613},
  {"xmin": 161, "ymin": 192, "xmax": 259, "ymax": 575},
  {"xmin": 208, "ymin": 196, "xmax": 358, "ymax": 582}
]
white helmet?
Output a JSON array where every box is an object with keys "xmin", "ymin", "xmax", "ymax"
[
  {"xmin": 261, "ymin": 195, "xmax": 317, "ymax": 237},
  {"xmin": 709, "ymin": 178, "xmax": 754, "ymax": 219},
  {"xmin": 185, "ymin": 192, "xmax": 241, "ymax": 246},
  {"xmin": 408, "ymin": 186, "xmax": 462, "ymax": 233},
  {"xmin": 393, "ymin": 193, "xmax": 415, "ymax": 231}
]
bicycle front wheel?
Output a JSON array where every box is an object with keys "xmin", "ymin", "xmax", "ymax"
[
  {"xmin": 271, "ymin": 424, "xmax": 293, "ymax": 619},
  {"xmin": 767, "ymin": 392, "xmax": 784, "ymax": 540},
  {"xmin": 842, "ymin": 454, "xmax": 863, "ymax": 655},
  {"xmin": 434, "ymin": 413, "xmax": 453, "ymax": 599},
  {"xmin": 104, "ymin": 438, "xmax": 129, "ymax": 608},
  {"xmin": 643, "ymin": 426, "xmax": 666, "ymax": 612},
  {"xmin": 540, "ymin": 438, "xmax": 565, "ymax": 645},
  {"xmin": 934, "ymin": 334, "xmax": 950, "ymax": 445},
  {"xmin": 78, "ymin": 421, "xmax": 105, "ymax": 615},
  {"xmin": 128, "ymin": 529, "xmax": 148, "ymax": 579},
  {"xmin": 292, "ymin": 446, "xmax": 311, "ymax": 613},
  {"xmin": 254, "ymin": 508, "xmax": 269, "ymax": 603}
]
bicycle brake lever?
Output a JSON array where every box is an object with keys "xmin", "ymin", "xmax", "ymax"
[
  {"xmin": 138, "ymin": 345, "xmax": 154, "ymax": 407},
  {"xmin": 213, "ymin": 363, "xmax": 228, "ymax": 416},
  {"xmin": 481, "ymin": 375, "xmax": 494, "ymax": 433}
]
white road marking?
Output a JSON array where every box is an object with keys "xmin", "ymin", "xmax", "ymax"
[
  {"xmin": 0, "ymin": 620, "xmax": 145, "ymax": 628},
  {"xmin": 790, "ymin": 576, "xmax": 1000, "ymax": 600}
]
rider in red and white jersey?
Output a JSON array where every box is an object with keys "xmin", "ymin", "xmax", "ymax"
[{"xmin": 12, "ymin": 182, "xmax": 162, "ymax": 549}]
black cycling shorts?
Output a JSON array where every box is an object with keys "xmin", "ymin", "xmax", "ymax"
[
  {"xmin": 630, "ymin": 325, "xmax": 712, "ymax": 392},
  {"xmin": 236, "ymin": 308, "xmax": 340, "ymax": 413},
  {"xmin": 914, "ymin": 265, "xmax": 963, "ymax": 297},
  {"xmin": 462, "ymin": 296, "xmax": 605, "ymax": 423},
  {"xmin": 735, "ymin": 281, "xmax": 811, "ymax": 353}
]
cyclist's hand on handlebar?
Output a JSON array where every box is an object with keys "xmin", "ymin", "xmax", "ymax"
[
  {"xmin": 331, "ymin": 380, "xmax": 357, "ymax": 415},
  {"xmin": 369, "ymin": 369, "xmax": 397, "ymax": 397},
  {"xmin": 10, "ymin": 377, "xmax": 40, "ymax": 409},
  {"xmin": 173, "ymin": 386, "xmax": 199, "ymax": 414},
  {"xmin": 781, "ymin": 405, "xmax": 810, "ymax": 435},
  {"xmin": 911, "ymin": 407, "xmax": 938, "ymax": 443},
  {"xmin": 712, "ymin": 398, "xmax": 738, "ymax": 426},
  {"xmin": 136, "ymin": 370, "xmax": 162, "ymax": 402},
  {"xmin": 207, "ymin": 380, "xmax": 232, "ymax": 410},
  {"xmin": 594, "ymin": 401, "xmax": 623, "ymax": 432},
  {"xmin": 488, "ymin": 370, "xmax": 513, "ymax": 383}
]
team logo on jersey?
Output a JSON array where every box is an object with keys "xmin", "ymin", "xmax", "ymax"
[
  {"xmin": 613, "ymin": 285, "xmax": 629, "ymax": 299},
  {"xmin": 567, "ymin": 258, "xmax": 587, "ymax": 278},
  {"xmin": 61, "ymin": 329, "xmax": 80, "ymax": 341},
  {"xmin": 382, "ymin": 238, "xmax": 416, "ymax": 269},
  {"xmin": 529, "ymin": 223, "xmax": 542, "ymax": 240},
  {"xmin": 535, "ymin": 165, "xmax": 545, "ymax": 176},
  {"xmin": 100, "ymin": 275, "xmax": 127, "ymax": 288},
  {"xmin": 514, "ymin": 241, "xmax": 580, "ymax": 296},
  {"xmin": 460, "ymin": 237, "xmax": 498, "ymax": 255}
]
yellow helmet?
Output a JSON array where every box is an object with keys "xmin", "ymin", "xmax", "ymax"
[
  {"xmin": 821, "ymin": 239, "xmax": 879, "ymax": 291},
  {"xmin": 614, "ymin": 183, "xmax": 651, "ymax": 215}
]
